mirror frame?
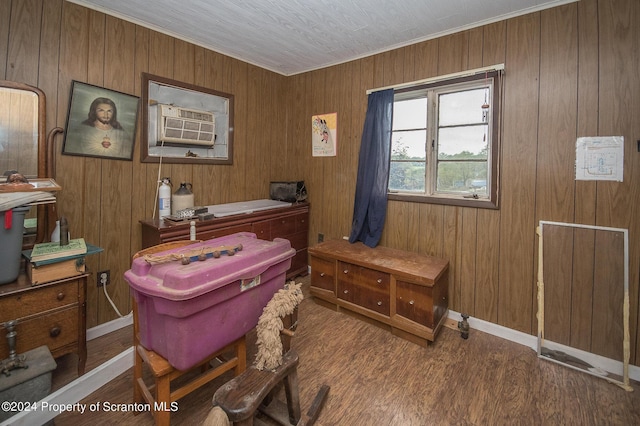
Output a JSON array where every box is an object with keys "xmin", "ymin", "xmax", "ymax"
[
  {"xmin": 140, "ymin": 73, "xmax": 234, "ymax": 165},
  {"xmin": 0, "ymin": 80, "xmax": 49, "ymax": 245}
]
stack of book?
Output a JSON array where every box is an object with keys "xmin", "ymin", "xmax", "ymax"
[{"xmin": 22, "ymin": 238, "xmax": 101, "ymax": 285}]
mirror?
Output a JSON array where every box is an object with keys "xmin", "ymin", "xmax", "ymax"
[
  {"xmin": 0, "ymin": 80, "xmax": 48, "ymax": 246},
  {"xmin": 141, "ymin": 73, "xmax": 234, "ymax": 164}
]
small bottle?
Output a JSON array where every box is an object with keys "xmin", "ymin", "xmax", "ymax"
[
  {"xmin": 190, "ymin": 221, "xmax": 196, "ymax": 241},
  {"xmin": 51, "ymin": 220, "xmax": 61, "ymax": 242},
  {"xmin": 59, "ymin": 217, "xmax": 69, "ymax": 246}
]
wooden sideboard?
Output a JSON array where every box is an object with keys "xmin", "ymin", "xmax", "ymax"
[
  {"xmin": 308, "ymin": 239, "xmax": 449, "ymax": 346},
  {"xmin": 0, "ymin": 272, "xmax": 88, "ymax": 376},
  {"xmin": 140, "ymin": 202, "xmax": 310, "ymax": 279}
]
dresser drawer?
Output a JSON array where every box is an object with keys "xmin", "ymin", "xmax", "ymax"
[
  {"xmin": 270, "ymin": 215, "xmax": 297, "ymax": 237},
  {"xmin": 290, "ymin": 249, "xmax": 308, "ymax": 275},
  {"xmin": 295, "ymin": 212, "xmax": 309, "ymax": 232},
  {"xmin": 0, "ymin": 307, "xmax": 78, "ymax": 358},
  {"xmin": 396, "ymin": 280, "xmax": 435, "ymax": 328},
  {"xmin": 0, "ymin": 280, "xmax": 78, "ymax": 322},
  {"xmin": 337, "ymin": 263, "xmax": 390, "ymax": 316},
  {"xmin": 197, "ymin": 224, "xmax": 252, "ymax": 241},
  {"xmin": 287, "ymin": 230, "xmax": 308, "ymax": 251},
  {"xmin": 251, "ymin": 220, "xmax": 271, "ymax": 240},
  {"xmin": 338, "ymin": 262, "xmax": 390, "ymax": 287},
  {"xmin": 310, "ymin": 256, "xmax": 335, "ymax": 291}
]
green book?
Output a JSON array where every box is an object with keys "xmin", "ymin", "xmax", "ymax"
[{"xmin": 30, "ymin": 238, "xmax": 87, "ymax": 262}]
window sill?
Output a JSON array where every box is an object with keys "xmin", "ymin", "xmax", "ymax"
[{"xmin": 387, "ymin": 192, "xmax": 499, "ymax": 209}]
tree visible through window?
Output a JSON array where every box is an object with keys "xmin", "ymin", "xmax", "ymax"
[{"xmin": 388, "ymin": 69, "xmax": 502, "ymax": 209}]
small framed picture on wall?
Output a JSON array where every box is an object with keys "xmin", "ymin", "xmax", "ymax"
[
  {"xmin": 312, "ymin": 113, "xmax": 337, "ymax": 157},
  {"xmin": 62, "ymin": 81, "xmax": 139, "ymax": 161}
]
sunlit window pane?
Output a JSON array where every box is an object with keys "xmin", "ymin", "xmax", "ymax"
[
  {"xmin": 389, "ymin": 161, "xmax": 426, "ymax": 192},
  {"xmin": 393, "ymin": 98, "xmax": 427, "ymax": 130},
  {"xmin": 439, "ymin": 88, "xmax": 487, "ymax": 126},
  {"xmin": 437, "ymin": 125, "xmax": 488, "ymax": 159},
  {"xmin": 391, "ymin": 130, "xmax": 426, "ymax": 160},
  {"xmin": 436, "ymin": 161, "xmax": 488, "ymax": 195}
]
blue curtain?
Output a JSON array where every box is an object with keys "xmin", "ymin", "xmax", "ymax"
[{"xmin": 349, "ymin": 89, "xmax": 394, "ymax": 248}]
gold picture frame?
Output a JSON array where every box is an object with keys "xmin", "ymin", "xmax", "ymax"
[{"xmin": 62, "ymin": 81, "xmax": 139, "ymax": 161}]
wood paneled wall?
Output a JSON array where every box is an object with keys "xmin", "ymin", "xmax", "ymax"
[
  {"xmin": 286, "ymin": 0, "xmax": 639, "ymax": 366},
  {"xmin": 2, "ymin": 0, "xmax": 638, "ymax": 366},
  {"xmin": 1, "ymin": 0, "xmax": 287, "ymax": 328}
]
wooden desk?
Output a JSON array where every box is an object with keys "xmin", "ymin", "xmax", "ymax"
[
  {"xmin": 308, "ymin": 240, "xmax": 449, "ymax": 346},
  {"xmin": 140, "ymin": 202, "xmax": 310, "ymax": 279},
  {"xmin": 0, "ymin": 272, "xmax": 88, "ymax": 376}
]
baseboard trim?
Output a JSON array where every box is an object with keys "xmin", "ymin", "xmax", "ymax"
[
  {"xmin": 447, "ymin": 309, "xmax": 639, "ymax": 383},
  {"xmin": 1, "ymin": 347, "xmax": 134, "ymax": 426},
  {"xmin": 86, "ymin": 312, "xmax": 133, "ymax": 341}
]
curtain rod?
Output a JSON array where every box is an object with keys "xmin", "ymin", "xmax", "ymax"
[{"xmin": 365, "ymin": 63, "xmax": 505, "ymax": 95}]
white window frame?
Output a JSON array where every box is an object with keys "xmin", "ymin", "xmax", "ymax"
[{"xmin": 387, "ymin": 68, "xmax": 503, "ymax": 209}]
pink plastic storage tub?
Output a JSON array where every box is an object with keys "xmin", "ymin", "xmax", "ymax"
[{"xmin": 124, "ymin": 232, "xmax": 295, "ymax": 370}]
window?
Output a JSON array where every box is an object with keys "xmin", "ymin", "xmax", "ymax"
[{"xmin": 388, "ymin": 69, "xmax": 502, "ymax": 208}]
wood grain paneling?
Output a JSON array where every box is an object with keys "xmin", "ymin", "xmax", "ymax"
[
  {"xmin": 0, "ymin": 1, "xmax": 10, "ymax": 78},
  {"xmin": 543, "ymin": 225, "xmax": 575, "ymax": 344},
  {"xmin": 498, "ymin": 13, "xmax": 540, "ymax": 334},
  {"xmin": 574, "ymin": 0, "xmax": 599, "ymax": 226},
  {"xmin": 5, "ymin": 0, "xmax": 41, "ymax": 85},
  {"xmin": 229, "ymin": 59, "xmax": 249, "ymax": 204},
  {"xmin": 130, "ymin": 25, "xmax": 150, "ymax": 272},
  {"xmin": 591, "ymin": 230, "xmax": 625, "ymax": 360},
  {"xmin": 2, "ymin": 0, "xmax": 638, "ymax": 366},
  {"xmin": 470, "ymin": 22, "xmax": 506, "ymax": 324},
  {"xmin": 536, "ymin": 5, "xmax": 578, "ymax": 225},
  {"xmin": 459, "ymin": 208, "xmax": 477, "ymax": 315},
  {"xmin": 597, "ymin": 0, "xmax": 640, "ymax": 365},
  {"xmin": 571, "ymin": 228, "xmax": 596, "ymax": 351}
]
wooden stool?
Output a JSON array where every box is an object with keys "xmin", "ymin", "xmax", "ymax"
[
  {"xmin": 133, "ymin": 335, "xmax": 246, "ymax": 426},
  {"xmin": 212, "ymin": 348, "xmax": 301, "ymax": 426}
]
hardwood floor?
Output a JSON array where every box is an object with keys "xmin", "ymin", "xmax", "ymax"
[{"xmin": 50, "ymin": 276, "xmax": 640, "ymax": 425}]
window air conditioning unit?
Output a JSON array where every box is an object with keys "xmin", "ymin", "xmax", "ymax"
[{"xmin": 157, "ymin": 104, "xmax": 215, "ymax": 147}]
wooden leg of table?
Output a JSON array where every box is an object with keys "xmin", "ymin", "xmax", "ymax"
[
  {"xmin": 77, "ymin": 352, "xmax": 87, "ymax": 376},
  {"xmin": 133, "ymin": 349, "xmax": 143, "ymax": 405},
  {"xmin": 154, "ymin": 374, "xmax": 171, "ymax": 426},
  {"xmin": 235, "ymin": 337, "xmax": 247, "ymax": 376}
]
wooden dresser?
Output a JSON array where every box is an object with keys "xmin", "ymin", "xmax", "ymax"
[
  {"xmin": 140, "ymin": 202, "xmax": 310, "ymax": 279},
  {"xmin": 308, "ymin": 240, "xmax": 449, "ymax": 346},
  {"xmin": 0, "ymin": 272, "xmax": 88, "ymax": 376}
]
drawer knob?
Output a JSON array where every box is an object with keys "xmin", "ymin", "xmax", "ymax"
[
  {"xmin": 377, "ymin": 301, "xmax": 382, "ymax": 306},
  {"xmin": 57, "ymin": 292, "xmax": 65, "ymax": 301},
  {"xmin": 377, "ymin": 278, "xmax": 382, "ymax": 284},
  {"xmin": 343, "ymin": 269, "xmax": 349, "ymax": 274},
  {"xmin": 343, "ymin": 289, "xmax": 349, "ymax": 294},
  {"xmin": 320, "ymin": 272, "xmax": 325, "ymax": 277},
  {"xmin": 409, "ymin": 300, "xmax": 415, "ymax": 305},
  {"xmin": 50, "ymin": 326, "xmax": 61, "ymax": 338}
]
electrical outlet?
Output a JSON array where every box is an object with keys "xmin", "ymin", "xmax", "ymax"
[
  {"xmin": 97, "ymin": 270, "xmax": 110, "ymax": 287},
  {"xmin": 318, "ymin": 233, "xmax": 324, "ymax": 243}
]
